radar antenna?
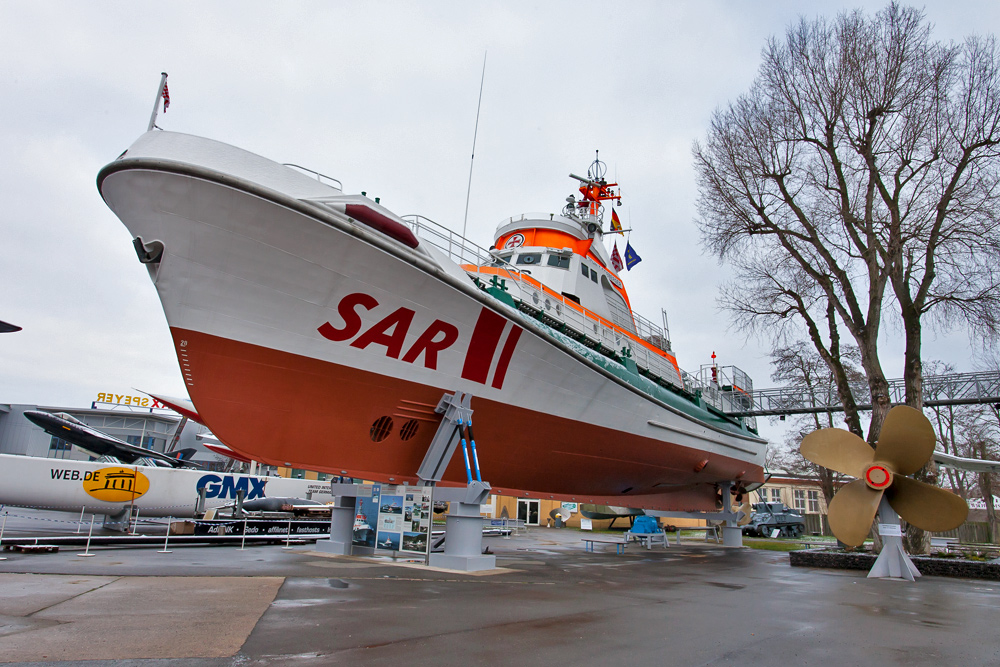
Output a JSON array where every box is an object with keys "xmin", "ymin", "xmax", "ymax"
[{"xmin": 587, "ymin": 150, "xmax": 607, "ymax": 182}]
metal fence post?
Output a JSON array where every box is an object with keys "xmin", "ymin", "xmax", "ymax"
[{"xmin": 77, "ymin": 515, "xmax": 96, "ymax": 557}]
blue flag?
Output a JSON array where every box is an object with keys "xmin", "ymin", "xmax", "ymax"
[{"xmin": 624, "ymin": 242, "xmax": 642, "ymax": 270}]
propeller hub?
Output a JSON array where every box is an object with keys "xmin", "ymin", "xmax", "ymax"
[{"xmin": 864, "ymin": 464, "xmax": 893, "ymax": 490}]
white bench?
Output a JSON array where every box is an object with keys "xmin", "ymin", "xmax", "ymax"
[{"xmin": 674, "ymin": 526, "xmax": 720, "ymax": 545}]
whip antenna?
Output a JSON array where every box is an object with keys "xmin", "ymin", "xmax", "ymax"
[{"xmin": 462, "ymin": 52, "xmax": 487, "ymax": 239}]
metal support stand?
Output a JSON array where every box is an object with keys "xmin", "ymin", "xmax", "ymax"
[
  {"xmin": 868, "ymin": 498, "xmax": 920, "ymax": 581},
  {"xmin": 646, "ymin": 481, "xmax": 745, "ymax": 548},
  {"xmin": 317, "ymin": 391, "xmax": 496, "ymax": 571},
  {"xmin": 420, "ymin": 391, "xmax": 495, "ymax": 572},
  {"xmin": 429, "ymin": 482, "xmax": 495, "ymax": 572}
]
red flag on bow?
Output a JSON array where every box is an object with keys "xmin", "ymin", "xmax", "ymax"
[{"xmin": 610, "ymin": 242, "xmax": 624, "ymax": 272}]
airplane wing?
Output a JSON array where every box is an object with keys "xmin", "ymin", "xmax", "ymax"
[
  {"xmin": 197, "ymin": 433, "xmax": 254, "ymax": 464},
  {"xmin": 142, "ymin": 391, "xmax": 202, "ymax": 422},
  {"xmin": 934, "ymin": 450, "xmax": 1000, "ymax": 474},
  {"xmin": 23, "ymin": 411, "xmax": 199, "ymax": 469}
]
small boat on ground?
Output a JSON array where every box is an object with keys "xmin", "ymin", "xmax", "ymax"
[{"xmin": 98, "ymin": 129, "xmax": 766, "ymax": 512}]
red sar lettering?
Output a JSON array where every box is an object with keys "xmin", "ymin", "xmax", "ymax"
[{"xmin": 318, "ymin": 293, "xmax": 458, "ymax": 370}]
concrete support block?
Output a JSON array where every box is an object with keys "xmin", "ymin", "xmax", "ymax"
[
  {"xmin": 721, "ymin": 526, "xmax": 743, "ymax": 548},
  {"xmin": 316, "ymin": 496, "xmax": 356, "ymax": 556},
  {"xmin": 428, "ymin": 500, "xmax": 495, "ymax": 572}
]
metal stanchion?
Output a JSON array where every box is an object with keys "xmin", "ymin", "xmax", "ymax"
[
  {"xmin": 76, "ymin": 506, "xmax": 86, "ymax": 534},
  {"xmin": 282, "ymin": 519, "xmax": 294, "ymax": 549},
  {"xmin": 157, "ymin": 517, "xmax": 172, "ymax": 553},
  {"xmin": 0, "ymin": 508, "xmax": 8, "ymax": 561},
  {"xmin": 77, "ymin": 515, "xmax": 96, "ymax": 557},
  {"xmin": 240, "ymin": 518, "xmax": 248, "ymax": 550},
  {"xmin": 131, "ymin": 507, "xmax": 140, "ymax": 535}
]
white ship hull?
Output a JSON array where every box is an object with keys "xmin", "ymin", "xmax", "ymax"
[{"xmin": 98, "ymin": 131, "xmax": 765, "ymax": 511}]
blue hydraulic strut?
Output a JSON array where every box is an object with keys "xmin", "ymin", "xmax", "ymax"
[
  {"xmin": 457, "ymin": 420, "xmax": 473, "ymax": 483},
  {"xmin": 467, "ymin": 424, "xmax": 482, "ymax": 483}
]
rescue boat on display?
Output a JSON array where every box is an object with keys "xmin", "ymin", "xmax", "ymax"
[{"xmin": 97, "ymin": 130, "xmax": 766, "ymax": 511}]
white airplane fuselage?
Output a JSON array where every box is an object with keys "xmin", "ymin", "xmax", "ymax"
[{"xmin": 0, "ymin": 453, "xmax": 333, "ymax": 517}]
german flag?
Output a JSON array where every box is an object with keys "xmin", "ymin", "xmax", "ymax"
[{"xmin": 610, "ymin": 209, "xmax": 622, "ymax": 232}]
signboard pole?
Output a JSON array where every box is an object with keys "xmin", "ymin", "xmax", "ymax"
[{"xmin": 425, "ymin": 482, "xmax": 435, "ymax": 566}]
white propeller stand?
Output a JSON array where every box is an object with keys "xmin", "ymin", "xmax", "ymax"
[{"xmin": 867, "ymin": 497, "xmax": 920, "ymax": 581}]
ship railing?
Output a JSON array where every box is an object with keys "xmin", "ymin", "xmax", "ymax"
[
  {"xmin": 689, "ymin": 365, "xmax": 757, "ymax": 430},
  {"xmin": 506, "ymin": 277, "xmax": 686, "ymax": 391},
  {"xmin": 499, "ymin": 212, "xmax": 572, "ymax": 227},
  {"xmin": 401, "ymin": 214, "xmax": 504, "ymax": 268},
  {"xmin": 396, "ymin": 215, "xmax": 745, "ymax": 412},
  {"xmin": 633, "ymin": 311, "xmax": 672, "ymax": 353},
  {"xmin": 282, "ymin": 164, "xmax": 343, "ymax": 190}
]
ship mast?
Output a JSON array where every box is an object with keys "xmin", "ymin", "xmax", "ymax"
[{"xmin": 567, "ymin": 151, "xmax": 621, "ymax": 234}]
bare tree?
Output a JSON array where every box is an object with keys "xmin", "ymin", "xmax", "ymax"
[
  {"xmin": 695, "ymin": 3, "xmax": 1000, "ymax": 553},
  {"xmin": 768, "ymin": 342, "xmax": 865, "ymax": 506}
]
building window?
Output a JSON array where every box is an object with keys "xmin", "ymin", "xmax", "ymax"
[
  {"xmin": 770, "ymin": 488, "xmax": 782, "ymax": 503},
  {"xmin": 49, "ymin": 436, "xmax": 71, "ymax": 451},
  {"xmin": 793, "ymin": 489, "xmax": 806, "ymax": 511},
  {"xmin": 126, "ymin": 435, "xmax": 155, "ymax": 449},
  {"xmin": 291, "ymin": 468, "xmax": 306, "ymax": 479},
  {"xmin": 808, "ymin": 490, "xmax": 820, "ymax": 513},
  {"xmin": 317, "ymin": 472, "xmax": 330, "ymax": 481}
]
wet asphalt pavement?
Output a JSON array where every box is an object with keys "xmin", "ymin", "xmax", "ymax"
[{"xmin": 0, "ymin": 514, "xmax": 998, "ymax": 666}]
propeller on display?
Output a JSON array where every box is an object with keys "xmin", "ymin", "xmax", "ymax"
[
  {"xmin": 736, "ymin": 501, "xmax": 752, "ymax": 527},
  {"xmin": 800, "ymin": 405, "xmax": 968, "ymax": 547}
]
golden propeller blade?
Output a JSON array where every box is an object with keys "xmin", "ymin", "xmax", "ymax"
[
  {"xmin": 874, "ymin": 405, "xmax": 936, "ymax": 476},
  {"xmin": 885, "ymin": 475, "xmax": 969, "ymax": 533},
  {"xmin": 827, "ymin": 479, "xmax": 883, "ymax": 547},
  {"xmin": 800, "ymin": 428, "xmax": 874, "ymax": 478}
]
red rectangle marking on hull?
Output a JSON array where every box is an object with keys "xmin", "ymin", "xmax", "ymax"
[
  {"xmin": 461, "ymin": 308, "xmax": 507, "ymax": 384},
  {"xmin": 491, "ymin": 325, "xmax": 522, "ymax": 389}
]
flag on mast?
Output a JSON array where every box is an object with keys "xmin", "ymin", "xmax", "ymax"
[
  {"xmin": 610, "ymin": 242, "xmax": 624, "ymax": 272},
  {"xmin": 624, "ymin": 241, "xmax": 642, "ymax": 270},
  {"xmin": 610, "ymin": 209, "xmax": 622, "ymax": 232},
  {"xmin": 162, "ymin": 79, "xmax": 170, "ymax": 111}
]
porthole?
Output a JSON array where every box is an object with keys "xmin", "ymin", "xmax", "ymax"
[
  {"xmin": 532, "ymin": 292, "xmax": 539, "ymax": 305},
  {"xmin": 370, "ymin": 416, "xmax": 393, "ymax": 442},
  {"xmin": 400, "ymin": 419, "xmax": 419, "ymax": 441}
]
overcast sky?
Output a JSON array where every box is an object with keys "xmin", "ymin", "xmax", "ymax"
[{"xmin": 2, "ymin": 1, "xmax": 998, "ymax": 443}]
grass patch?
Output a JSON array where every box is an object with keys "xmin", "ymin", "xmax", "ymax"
[{"xmin": 743, "ymin": 539, "xmax": 810, "ymax": 552}]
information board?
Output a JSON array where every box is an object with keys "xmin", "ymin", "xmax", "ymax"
[{"xmin": 354, "ymin": 483, "xmax": 433, "ymax": 555}]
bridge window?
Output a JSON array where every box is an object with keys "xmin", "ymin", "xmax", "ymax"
[
  {"xmin": 547, "ymin": 254, "xmax": 570, "ymax": 269},
  {"xmin": 516, "ymin": 253, "xmax": 542, "ymax": 265},
  {"xmin": 581, "ymin": 264, "xmax": 590, "ymax": 278}
]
